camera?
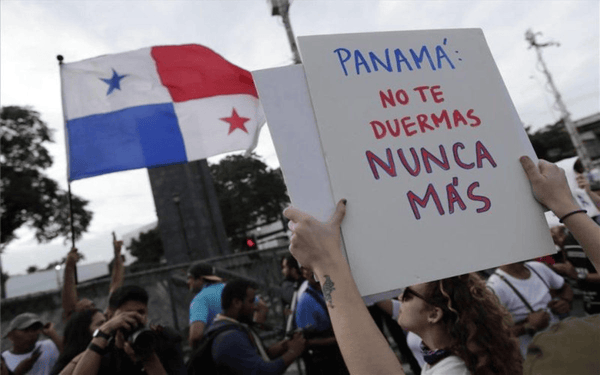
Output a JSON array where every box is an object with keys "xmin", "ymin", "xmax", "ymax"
[{"xmin": 123, "ymin": 325, "xmax": 157, "ymax": 360}]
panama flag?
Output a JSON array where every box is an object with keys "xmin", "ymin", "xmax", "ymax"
[{"xmin": 60, "ymin": 44, "xmax": 265, "ymax": 181}]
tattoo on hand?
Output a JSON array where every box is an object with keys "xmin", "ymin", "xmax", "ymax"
[{"xmin": 322, "ymin": 275, "xmax": 335, "ymax": 308}]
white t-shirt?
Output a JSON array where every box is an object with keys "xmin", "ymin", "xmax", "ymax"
[
  {"xmin": 486, "ymin": 261, "xmax": 565, "ymax": 356},
  {"xmin": 421, "ymin": 355, "xmax": 470, "ymax": 375},
  {"xmin": 2, "ymin": 339, "xmax": 59, "ymax": 375},
  {"xmin": 406, "ymin": 331, "xmax": 426, "ymax": 368}
]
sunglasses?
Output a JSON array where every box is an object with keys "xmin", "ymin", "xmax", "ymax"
[{"xmin": 400, "ymin": 287, "xmax": 438, "ymax": 307}]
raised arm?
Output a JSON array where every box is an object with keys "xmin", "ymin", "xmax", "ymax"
[
  {"xmin": 284, "ymin": 200, "xmax": 405, "ymax": 375},
  {"xmin": 62, "ymin": 248, "xmax": 81, "ymax": 322},
  {"xmin": 520, "ymin": 156, "xmax": 600, "ymax": 271},
  {"xmin": 42, "ymin": 322, "xmax": 63, "ymax": 353},
  {"xmin": 108, "ymin": 238, "xmax": 125, "ymax": 296}
]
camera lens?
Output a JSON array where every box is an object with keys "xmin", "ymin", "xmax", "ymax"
[{"xmin": 128, "ymin": 327, "xmax": 157, "ymax": 360}]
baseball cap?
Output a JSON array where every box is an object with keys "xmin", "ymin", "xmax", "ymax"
[
  {"xmin": 4, "ymin": 313, "xmax": 43, "ymax": 338},
  {"xmin": 187, "ymin": 263, "xmax": 222, "ymax": 282}
]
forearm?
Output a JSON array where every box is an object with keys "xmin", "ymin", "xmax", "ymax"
[
  {"xmin": 266, "ymin": 340, "xmax": 288, "ymax": 359},
  {"xmin": 62, "ymin": 263, "xmax": 78, "ymax": 321},
  {"xmin": 47, "ymin": 331, "xmax": 64, "ymax": 353},
  {"xmin": 583, "ymin": 273, "xmax": 600, "ymax": 283},
  {"xmin": 313, "ymin": 261, "xmax": 404, "ymax": 375},
  {"xmin": 108, "ymin": 257, "xmax": 124, "ymax": 296},
  {"xmin": 71, "ymin": 337, "xmax": 106, "ymax": 375},
  {"xmin": 188, "ymin": 322, "xmax": 205, "ymax": 349}
]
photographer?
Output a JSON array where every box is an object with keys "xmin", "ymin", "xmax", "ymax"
[{"xmin": 70, "ymin": 286, "xmax": 184, "ymax": 375}]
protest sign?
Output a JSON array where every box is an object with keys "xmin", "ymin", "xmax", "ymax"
[
  {"xmin": 253, "ymin": 65, "xmax": 402, "ymax": 302},
  {"xmin": 258, "ymin": 29, "xmax": 555, "ymax": 298}
]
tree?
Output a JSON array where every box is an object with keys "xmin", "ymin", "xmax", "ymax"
[
  {"xmin": 209, "ymin": 154, "xmax": 289, "ymax": 245},
  {"xmin": 526, "ymin": 120, "xmax": 576, "ymax": 162},
  {"xmin": 26, "ymin": 265, "xmax": 38, "ymax": 274},
  {"xmin": 129, "ymin": 227, "xmax": 164, "ymax": 265},
  {"xmin": 1, "ymin": 106, "xmax": 93, "ymax": 248}
]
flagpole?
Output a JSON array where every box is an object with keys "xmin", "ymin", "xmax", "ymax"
[{"xmin": 57, "ymin": 54, "xmax": 78, "ymax": 284}]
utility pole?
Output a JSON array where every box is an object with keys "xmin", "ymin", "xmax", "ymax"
[
  {"xmin": 525, "ymin": 29, "xmax": 592, "ymax": 170},
  {"xmin": 270, "ymin": 0, "xmax": 301, "ymax": 64}
]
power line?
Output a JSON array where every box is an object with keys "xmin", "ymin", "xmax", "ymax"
[{"xmin": 525, "ymin": 29, "xmax": 592, "ymax": 169}]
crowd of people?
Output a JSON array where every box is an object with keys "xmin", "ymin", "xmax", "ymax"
[{"xmin": 2, "ymin": 156, "xmax": 599, "ymax": 375}]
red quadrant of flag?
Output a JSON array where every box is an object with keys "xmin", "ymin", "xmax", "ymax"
[{"xmin": 151, "ymin": 44, "xmax": 259, "ymax": 103}]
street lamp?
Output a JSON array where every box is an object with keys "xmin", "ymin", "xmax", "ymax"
[
  {"xmin": 55, "ymin": 264, "xmax": 62, "ymax": 290},
  {"xmin": 172, "ymin": 193, "xmax": 193, "ymax": 261}
]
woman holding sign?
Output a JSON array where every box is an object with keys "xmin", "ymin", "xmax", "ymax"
[{"xmin": 284, "ymin": 157, "xmax": 600, "ymax": 375}]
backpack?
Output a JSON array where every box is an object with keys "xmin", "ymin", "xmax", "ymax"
[{"xmin": 186, "ymin": 321, "xmax": 239, "ymax": 375}]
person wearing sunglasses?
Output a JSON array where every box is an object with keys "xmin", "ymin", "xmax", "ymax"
[
  {"xmin": 283, "ymin": 156, "xmax": 600, "ymax": 375},
  {"xmin": 285, "ymin": 210, "xmax": 521, "ymax": 374}
]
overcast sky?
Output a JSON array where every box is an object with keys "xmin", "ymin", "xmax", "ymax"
[{"xmin": 1, "ymin": 0, "xmax": 598, "ymax": 275}]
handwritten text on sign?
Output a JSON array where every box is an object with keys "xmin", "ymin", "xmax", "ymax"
[
  {"xmin": 331, "ymin": 38, "xmax": 497, "ymax": 221},
  {"xmin": 296, "ymin": 29, "xmax": 552, "ymax": 297}
]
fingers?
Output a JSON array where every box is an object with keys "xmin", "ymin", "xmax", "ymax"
[
  {"xmin": 285, "ymin": 199, "xmax": 347, "ymax": 227},
  {"xmin": 519, "ymin": 155, "xmax": 541, "ymax": 182},
  {"xmin": 537, "ymin": 159, "xmax": 556, "ymax": 176},
  {"xmin": 114, "ymin": 240, "xmax": 123, "ymax": 252},
  {"xmin": 123, "ymin": 341, "xmax": 137, "ymax": 360},
  {"xmin": 328, "ymin": 199, "xmax": 347, "ymax": 227},
  {"xmin": 287, "ymin": 220, "xmax": 296, "ymax": 231},
  {"xmin": 115, "ymin": 330, "xmax": 125, "ymax": 349},
  {"xmin": 283, "ymin": 206, "xmax": 310, "ymax": 223}
]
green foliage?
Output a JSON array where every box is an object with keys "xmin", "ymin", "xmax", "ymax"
[
  {"xmin": 526, "ymin": 121, "xmax": 576, "ymax": 162},
  {"xmin": 128, "ymin": 227, "xmax": 164, "ymax": 264},
  {"xmin": 1, "ymin": 106, "xmax": 93, "ymax": 247},
  {"xmin": 209, "ymin": 154, "xmax": 289, "ymax": 244}
]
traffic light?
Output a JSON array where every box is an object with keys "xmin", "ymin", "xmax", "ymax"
[{"xmin": 242, "ymin": 235, "xmax": 258, "ymax": 251}]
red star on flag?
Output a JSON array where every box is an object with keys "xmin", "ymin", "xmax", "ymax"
[{"xmin": 220, "ymin": 108, "xmax": 250, "ymax": 135}]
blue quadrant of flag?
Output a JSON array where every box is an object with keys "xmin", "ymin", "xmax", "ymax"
[{"xmin": 67, "ymin": 103, "xmax": 187, "ymax": 180}]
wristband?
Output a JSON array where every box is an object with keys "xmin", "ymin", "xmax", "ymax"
[
  {"xmin": 87, "ymin": 343, "xmax": 108, "ymax": 356},
  {"xmin": 92, "ymin": 329, "xmax": 112, "ymax": 341},
  {"xmin": 559, "ymin": 209, "xmax": 587, "ymax": 223}
]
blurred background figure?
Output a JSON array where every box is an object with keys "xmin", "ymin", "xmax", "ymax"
[
  {"xmin": 2, "ymin": 313, "xmax": 62, "ymax": 375},
  {"xmin": 294, "ymin": 267, "xmax": 348, "ymax": 375},
  {"xmin": 487, "ymin": 260, "xmax": 573, "ymax": 357}
]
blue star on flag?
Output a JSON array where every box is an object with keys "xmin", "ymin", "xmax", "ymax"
[{"xmin": 100, "ymin": 68, "xmax": 128, "ymax": 95}]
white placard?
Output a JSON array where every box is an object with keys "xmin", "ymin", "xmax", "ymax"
[
  {"xmin": 295, "ymin": 29, "xmax": 555, "ymax": 296},
  {"xmin": 253, "ymin": 65, "xmax": 402, "ymax": 303}
]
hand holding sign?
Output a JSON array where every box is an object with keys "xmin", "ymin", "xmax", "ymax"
[
  {"xmin": 519, "ymin": 156, "xmax": 580, "ymax": 218},
  {"xmin": 521, "ymin": 155, "xmax": 600, "ymax": 272},
  {"xmin": 284, "ymin": 199, "xmax": 347, "ymax": 273}
]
